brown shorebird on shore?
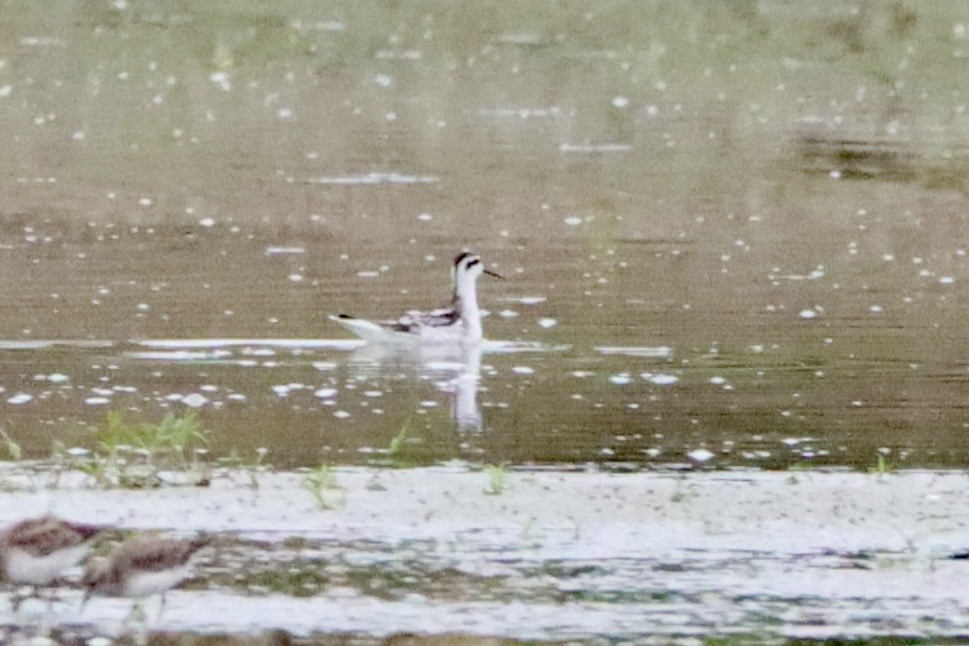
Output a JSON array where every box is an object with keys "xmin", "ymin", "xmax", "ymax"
[
  {"xmin": 82, "ymin": 534, "xmax": 212, "ymax": 613},
  {"xmin": 0, "ymin": 515, "xmax": 105, "ymax": 607}
]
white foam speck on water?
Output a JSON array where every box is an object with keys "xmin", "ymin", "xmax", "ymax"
[
  {"xmin": 781, "ymin": 437, "xmax": 814, "ymax": 446},
  {"xmin": 84, "ymin": 397, "xmax": 110, "ymax": 406},
  {"xmin": 272, "ymin": 385, "xmax": 299, "ymax": 397},
  {"xmin": 333, "ymin": 410, "xmax": 351, "ymax": 419},
  {"xmin": 869, "ymin": 304, "xmax": 883, "ymax": 313},
  {"xmin": 559, "ymin": 142, "xmax": 632, "ymax": 153},
  {"xmin": 538, "ymin": 318, "xmax": 557, "ymax": 328},
  {"xmin": 563, "ymin": 216, "xmax": 583, "ymax": 226},
  {"xmin": 198, "ymin": 217, "xmax": 216, "ymax": 228},
  {"xmin": 424, "ymin": 361, "xmax": 466, "ymax": 372},
  {"xmin": 357, "ymin": 270, "xmax": 380, "ymax": 278},
  {"xmin": 314, "ymin": 388, "xmax": 337, "ymax": 399},
  {"xmin": 940, "ymin": 276, "xmax": 955, "ymax": 285},
  {"xmin": 243, "ymin": 348, "xmax": 276, "ymax": 356},
  {"xmin": 182, "ymin": 393, "xmax": 209, "ymax": 408},
  {"xmin": 775, "ymin": 265, "xmax": 825, "ymax": 281},
  {"xmin": 512, "ymin": 366, "xmax": 535, "ymax": 375},
  {"xmin": 710, "ymin": 376, "xmax": 727, "ymax": 385},
  {"xmin": 798, "ymin": 309, "xmax": 818, "ymax": 319},
  {"xmin": 501, "ymin": 296, "xmax": 547, "ymax": 305},
  {"xmin": 265, "ymin": 247, "xmax": 306, "ymax": 255},
  {"xmin": 125, "ymin": 350, "xmax": 222, "ymax": 362},
  {"xmin": 480, "ymin": 106, "xmax": 562, "ymax": 119},
  {"xmin": 596, "ymin": 346, "xmax": 673, "ymax": 359},
  {"xmin": 65, "ymin": 447, "xmax": 89, "ymax": 457},
  {"xmin": 374, "ymin": 49, "xmax": 422, "ymax": 60},
  {"xmin": 419, "ymin": 401, "xmax": 439, "ymax": 408},
  {"xmin": 209, "ymin": 71, "xmax": 231, "ymax": 91},
  {"xmin": 687, "ymin": 448, "xmax": 715, "ymax": 462},
  {"xmin": 572, "ymin": 371, "xmax": 593, "ymax": 378},
  {"xmin": 609, "ymin": 373, "xmax": 632, "ymax": 385},
  {"xmin": 306, "ymin": 172, "xmax": 440, "ymax": 185},
  {"xmin": 35, "ymin": 372, "xmax": 69, "ymax": 383},
  {"xmin": 288, "ymin": 273, "xmax": 304, "ymax": 282},
  {"xmin": 644, "ymin": 373, "xmax": 679, "ymax": 386},
  {"xmin": 499, "ymin": 309, "xmax": 519, "ymax": 318}
]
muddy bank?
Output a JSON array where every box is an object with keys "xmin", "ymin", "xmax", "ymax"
[{"xmin": 1, "ymin": 466, "xmax": 968, "ymax": 642}]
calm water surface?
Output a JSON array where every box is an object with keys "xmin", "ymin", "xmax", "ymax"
[
  {"xmin": 1, "ymin": 1, "xmax": 968, "ymax": 470},
  {"xmin": 4, "ymin": 3, "xmax": 969, "ymax": 644}
]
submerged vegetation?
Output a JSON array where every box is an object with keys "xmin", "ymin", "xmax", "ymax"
[
  {"xmin": 52, "ymin": 411, "xmax": 210, "ymax": 489},
  {"xmin": 0, "ymin": 429, "xmax": 22, "ymax": 461},
  {"xmin": 868, "ymin": 453, "xmax": 894, "ymax": 478},
  {"xmin": 483, "ymin": 464, "xmax": 507, "ymax": 496},
  {"xmin": 301, "ymin": 464, "xmax": 345, "ymax": 509}
]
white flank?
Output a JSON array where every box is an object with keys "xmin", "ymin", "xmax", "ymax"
[
  {"xmin": 123, "ymin": 564, "xmax": 192, "ymax": 598},
  {"xmin": 328, "ymin": 316, "xmax": 416, "ymax": 346},
  {"xmin": 3, "ymin": 544, "xmax": 89, "ymax": 584}
]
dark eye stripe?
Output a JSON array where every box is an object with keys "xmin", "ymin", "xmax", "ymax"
[{"xmin": 466, "ymin": 258, "xmax": 480, "ymax": 268}]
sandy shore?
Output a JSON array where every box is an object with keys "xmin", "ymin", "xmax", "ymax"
[
  {"xmin": 2, "ymin": 466, "xmax": 967, "ymax": 553},
  {"xmin": 2, "ymin": 465, "xmax": 968, "ymax": 641}
]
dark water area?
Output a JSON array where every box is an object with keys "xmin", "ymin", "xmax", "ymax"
[{"xmin": 0, "ymin": 1, "xmax": 968, "ymax": 470}]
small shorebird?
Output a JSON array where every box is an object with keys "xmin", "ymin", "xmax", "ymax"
[
  {"xmin": 0, "ymin": 515, "xmax": 104, "ymax": 607},
  {"xmin": 330, "ymin": 251, "xmax": 501, "ymax": 345},
  {"xmin": 82, "ymin": 534, "xmax": 212, "ymax": 612},
  {"xmin": 0, "ymin": 516, "xmax": 103, "ymax": 585}
]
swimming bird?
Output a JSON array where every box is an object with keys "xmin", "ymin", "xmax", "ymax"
[
  {"xmin": 82, "ymin": 534, "xmax": 212, "ymax": 612},
  {"xmin": 0, "ymin": 515, "xmax": 104, "ymax": 607},
  {"xmin": 330, "ymin": 251, "xmax": 501, "ymax": 345}
]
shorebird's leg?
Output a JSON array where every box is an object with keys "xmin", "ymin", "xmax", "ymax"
[
  {"xmin": 79, "ymin": 588, "xmax": 93, "ymax": 613},
  {"xmin": 9, "ymin": 588, "xmax": 24, "ymax": 611},
  {"xmin": 10, "ymin": 586, "xmax": 35, "ymax": 612},
  {"xmin": 121, "ymin": 599, "xmax": 146, "ymax": 635}
]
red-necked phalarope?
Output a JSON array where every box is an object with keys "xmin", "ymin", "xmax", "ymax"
[{"xmin": 330, "ymin": 251, "xmax": 502, "ymax": 344}]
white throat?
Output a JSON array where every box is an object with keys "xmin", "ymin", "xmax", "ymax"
[{"xmin": 454, "ymin": 271, "xmax": 482, "ymax": 341}]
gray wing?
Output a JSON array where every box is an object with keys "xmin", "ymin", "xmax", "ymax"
[{"xmin": 396, "ymin": 307, "xmax": 460, "ymax": 331}]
